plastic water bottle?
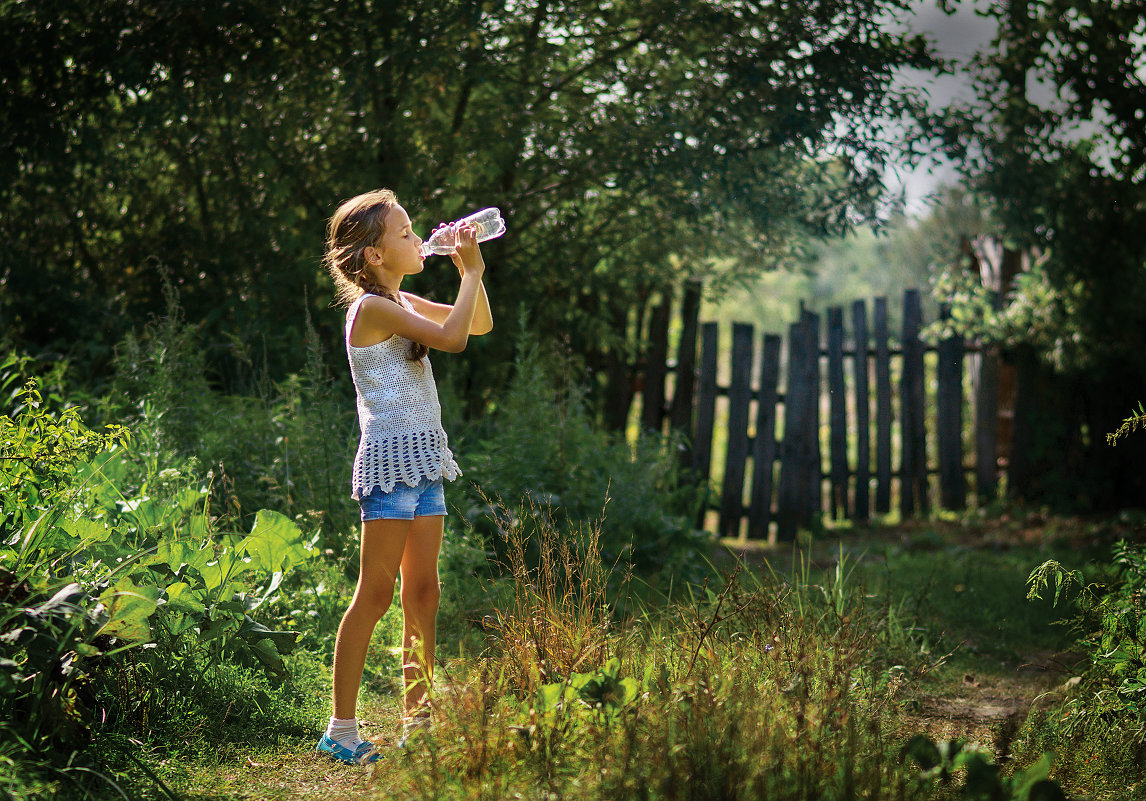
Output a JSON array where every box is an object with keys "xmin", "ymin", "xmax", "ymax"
[{"xmin": 419, "ymin": 207, "xmax": 507, "ymax": 257}]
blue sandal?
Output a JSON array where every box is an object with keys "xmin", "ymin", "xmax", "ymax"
[{"xmin": 316, "ymin": 734, "xmax": 382, "ymax": 765}]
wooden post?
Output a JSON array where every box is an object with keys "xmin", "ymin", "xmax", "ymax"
[
  {"xmin": 749, "ymin": 334, "xmax": 782, "ymax": 539},
  {"xmin": 671, "ymin": 280, "xmax": 702, "ymax": 441},
  {"xmin": 1008, "ymin": 345, "xmax": 1039, "ymax": 501},
  {"xmin": 776, "ymin": 317, "xmax": 810, "ymax": 541},
  {"xmin": 641, "ymin": 297, "xmax": 671, "ymax": 433},
  {"xmin": 975, "ymin": 341, "xmax": 1000, "ymax": 502},
  {"xmin": 827, "ymin": 307, "xmax": 849, "ymax": 520},
  {"xmin": 900, "ymin": 289, "xmax": 928, "ymax": 516},
  {"xmin": 874, "ymin": 297, "xmax": 892, "ymax": 515},
  {"xmin": 802, "ymin": 310, "xmax": 823, "ymax": 527},
  {"xmin": 719, "ymin": 323, "xmax": 754, "ymax": 538},
  {"xmin": 852, "ymin": 300, "xmax": 871, "ymax": 522},
  {"xmin": 692, "ymin": 322, "xmax": 720, "ymax": 527},
  {"xmin": 936, "ymin": 304, "xmax": 966, "ymax": 510}
]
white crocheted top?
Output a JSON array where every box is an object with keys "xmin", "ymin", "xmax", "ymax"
[{"xmin": 345, "ymin": 293, "xmax": 460, "ymax": 499}]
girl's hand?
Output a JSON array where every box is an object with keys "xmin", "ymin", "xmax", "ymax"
[{"xmin": 450, "ymin": 222, "xmax": 485, "ymax": 278}]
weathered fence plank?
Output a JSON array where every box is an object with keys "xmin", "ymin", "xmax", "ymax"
[
  {"xmin": 748, "ymin": 334, "xmax": 782, "ymax": 539},
  {"xmin": 975, "ymin": 345, "xmax": 1000, "ymax": 501},
  {"xmin": 642, "ymin": 299, "xmax": 671, "ymax": 433},
  {"xmin": 643, "ymin": 285, "xmax": 1012, "ymax": 539},
  {"xmin": 827, "ymin": 307, "xmax": 849, "ymax": 520},
  {"xmin": 853, "ymin": 300, "xmax": 871, "ymax": 522},
  {"xmin": 692, "ymin": 321, "xmax": 720, "ymax": 484},
  {"xmin": 671, "ymin": 280, "xmax": 702, "ymax": 440},
  {"xmin": 874, "ymin": 297, "xmax": 892, "ymax": 515},
  {"xmin": 937, "ymin": 304, "xmax": 966, "ymax": 510},
  {"xmin": 719, "ymin": 323, "xmax": 755, "ymax": 538},
  {"xmin": 900, "ymin": 289, "xmax": 928, "ymax": 516},
  {"xmin": 776, "ymin": 316, "xmax": 812, "ymax": 540},
  {"xmin": 1008, "ymin": 348, "xmax": 1039, "ymax": 500},
  {"xmin": 803, "ymin": 311, "xmax": 823, "ymax": 526}
]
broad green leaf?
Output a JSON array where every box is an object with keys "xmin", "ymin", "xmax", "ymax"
[
  {"xmin": 239, "ymin": 509, "xmax": 311, "ymax": 574},
  {"xmin": 199, "ymin": 553, "xmax": 250, "ymax": 593},
  {"xmin": 237, "ymin": 616, "xmax": 299, "ymax": 655},
  {"xmin": 98, "ymin": 579, "xmax": 160, "ymax": 643},
  {"xmin": 162, "ymin": 582, "xmax": 206, "ymax": 615},
  {"xmin": 60, "ymin": 515, "xmax": 112, "ymax": 545},
  {"xmin": 198, "ymin": 615, "xmax": 242, "ymax": 643}
]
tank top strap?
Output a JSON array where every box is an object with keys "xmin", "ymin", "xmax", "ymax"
[{"xmin": 345, "ymin": 294, "xmax": 370, "ymax": 348}]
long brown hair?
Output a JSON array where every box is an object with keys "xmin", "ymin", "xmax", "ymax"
[{"xmin": 324, "ymin": 189, "xmax": 428, "ymax": 362}]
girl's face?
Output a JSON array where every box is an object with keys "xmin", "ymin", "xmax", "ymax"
[{"xmin": 367, "ymin": 203, "xmax": 424, "ymax": 283}]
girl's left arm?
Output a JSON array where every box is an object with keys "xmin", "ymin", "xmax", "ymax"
[{"xmin": 403, "ymin": 279, "xmax": 492, "ymax": 336}]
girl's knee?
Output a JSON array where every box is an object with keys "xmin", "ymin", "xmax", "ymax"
[
  {"xmin": 348, "ymin": 586, "xmax": 395, "ymax": 623},
  {"xmin": 400, "ymin": 578, "xmax": 441, "ymax": 612}
]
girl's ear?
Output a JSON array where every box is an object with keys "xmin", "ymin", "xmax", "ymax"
[{"xmin": 364, "ymin": 245, "xmax": 384, "ymax": 266}]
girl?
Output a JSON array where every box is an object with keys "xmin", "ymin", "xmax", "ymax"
[{"xmin": 317, "ymin": 189, "xmax": 492, "ymax": 765}]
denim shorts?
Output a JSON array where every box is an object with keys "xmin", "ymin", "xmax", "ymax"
[{"xmin": 357, "ymin": 477, "xmax": 447, "ymax": 521}]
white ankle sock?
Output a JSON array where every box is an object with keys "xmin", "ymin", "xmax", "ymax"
[{"xmin": 325, "ymin": 716, "xmax": 363, "ymax": 749}]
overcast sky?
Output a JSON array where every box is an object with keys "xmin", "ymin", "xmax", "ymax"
[{"xmin": 886, "ymin": 1, "xmax": 998, "ymax": 215}]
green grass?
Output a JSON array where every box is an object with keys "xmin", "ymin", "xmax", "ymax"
[{"xmin": 6, "ymin": 511, "xmax": 1144, "ymax": 801}]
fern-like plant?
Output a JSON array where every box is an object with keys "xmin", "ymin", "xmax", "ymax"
[{"xmin": 1107, "ymin": 401, "xmax": 1145, "ymax": 446}]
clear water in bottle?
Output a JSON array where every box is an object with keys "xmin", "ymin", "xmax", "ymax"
[{"xmin": 420, "ymin": 207, "xmax": 506, "ymax": 257}]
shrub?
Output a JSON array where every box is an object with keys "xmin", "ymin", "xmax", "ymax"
[
  {"xmin": 1023, "ymin": 541, "xmax": 1146, "ymax": 786},
  {"xmin": 452, "ymin": 333, "xmax": 709, "ymax": 584}
]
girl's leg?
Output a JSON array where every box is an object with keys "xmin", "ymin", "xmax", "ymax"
[
  {"xmin": 398, "ymin": 514, "xmax": 444, "ymax": 717},
  {"xmin": 331, "ymin": 518, "xmax": 411, "ymax": 720}
]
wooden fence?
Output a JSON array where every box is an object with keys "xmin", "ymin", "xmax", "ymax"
[{"xmin": 638, "ymin": 282, "xmax": 1007, "ymax": 540}]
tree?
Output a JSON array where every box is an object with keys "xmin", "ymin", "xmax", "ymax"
[
  {"xmin": 1, "ymin": 0, "xmax": 934, "ymax": 414},
  {"xmin": 928, "ymin": 0, "xmax": 1146, "ymax": 507}
]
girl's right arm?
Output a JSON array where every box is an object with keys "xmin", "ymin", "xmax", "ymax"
[{"xmin": 354, "ymin": 226, "xmax": 485, "ymax": 353}]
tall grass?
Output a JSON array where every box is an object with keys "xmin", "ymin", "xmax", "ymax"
[{"xmin": 379, "ymin": 506, "xmax": 927, "ymax": 801}]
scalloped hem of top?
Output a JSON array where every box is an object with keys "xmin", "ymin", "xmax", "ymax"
[{"xmin": 351, "ymin": 466, "xmax": 460, "ymax": 501}]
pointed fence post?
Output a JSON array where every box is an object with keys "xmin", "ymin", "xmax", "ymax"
[
  {"xmin": 671, "ymin": 280, "xmax": 702, "ymax": 445},
  {"xmin": 827, "ymin": 307, "xmax": 849, "ymax": 520},
  {"xmin": 874, "ymin": 297, "xmax": 892, "ymax": 515},
  {"xmin": 853, "ymin": 300, "xmax": 871, "ymax": 522},
  {"xmin": 802, "ymin": 310, "xmax": 823, "ymax": 528},
  {"xmin": 642, "ymin": 297, "xmax": 671, "ymax": 434},
  {"xmin": 937, "ymin": 303, "xmax": 966, "ymax": 510},
  {"xmin": 900, "ymin": 289, "xmax": 928, "ymax": 516},
  {"xmin": 692, "ymin": 322, "xmax": 720, "ymax": 527},
  {"xmin": 749, "ymin": 334, "xmax": 782, "ymax": 539},
  {"xmin": 777, "ymin": 316, "xmax": 812, "ymax": 541},
  {"xmin": 719, "ymin": 323, "xmax": 755, "ymax": 538}
]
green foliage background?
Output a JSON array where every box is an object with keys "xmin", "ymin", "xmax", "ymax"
[{"xmin": 0, "ymin": 0, "xmax": 933, "ymax": 408}]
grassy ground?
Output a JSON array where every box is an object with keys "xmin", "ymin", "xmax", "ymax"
[
  {"xmin": 16, "ymin": 511, "xmax": 1144, "ymax": 801},
  {"xmin": 725, "ymin": 515, "xmax": 1086, "ymax": 742}
]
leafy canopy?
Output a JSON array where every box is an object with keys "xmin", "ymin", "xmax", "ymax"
[{"xmin": 1, "ymin": 0, "xmax": 934, "ymax": 395}]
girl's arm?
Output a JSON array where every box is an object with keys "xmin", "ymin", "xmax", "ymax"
[
  {"xmin": 352, "ymin": 227, "xmax": 486, "ymax": 353},
  {"xmin": 402, "ymin": 279, "xmax": 492, "ymax": 336}
]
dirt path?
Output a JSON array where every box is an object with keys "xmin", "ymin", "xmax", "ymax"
[
  {"xmin": 716, "ymin": 523, "xmax": 1090, "ymax": 763},
  {"xmin": 906, "ymin": 648, "xmax": 1081, "ymax": 761}
]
